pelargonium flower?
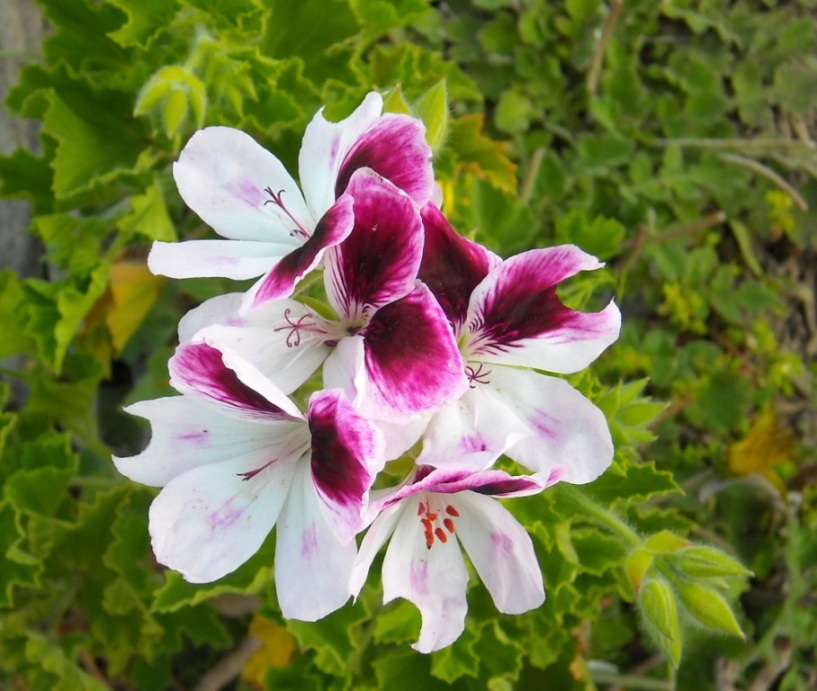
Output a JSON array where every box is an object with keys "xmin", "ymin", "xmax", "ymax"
[
  {"xmin": 148, "ymin": 91, "xmax": 435, "ymax": 310},
  {"xmin": 417, "ymin": 205, "xmax": 621, "ymax": 481},
  {"xmin": 350, "ymin": 465, "xmax": 552, "ymax": 653},
  {"xmin": 114, "ymin": 341, "xmax": 384, "ymax": 622},
  {"xmin": 176, "ymin": 172, "xmax": 468, "ymax": 430}
]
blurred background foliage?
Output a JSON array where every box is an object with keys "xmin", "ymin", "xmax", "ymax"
[{"xmin": 0, "ymin": 0, "xmax": 815, "ymax": 689}]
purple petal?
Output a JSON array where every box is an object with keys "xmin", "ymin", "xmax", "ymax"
[
  {"xmin": 169, "ymin": 342, "xmax": 303, "ymax": 421},
  {"xmin": 246, "ymin": 194, "xmax": 355, "ymax": 309},
  {"xmin": 336, "ymin": 114, "xmax": 434, "ymax": 206},
  {"xmin": 324, "ymin": 171, "xmax": 424, "ymax": 319},
  {"xmin": 359, "ymin": 284, "xmax": 467, "ymax": 422},
  {"xmin": 385, "ymin": 466, "xmax": 543, "ymax": 507},
  {"xmin": 418, "ymin": 203, "xmax": 500, "ymax": 332},
  {"xmin": 464, "ymin": 246, "xmax": 621, "ymax": 373},
  {"xmin": 174, "ymin": 126, "xmax": 314, "ymax": 241},
  {"xmin": 307, "ymin": 389, "xmax": 384, "ymax": 542}
]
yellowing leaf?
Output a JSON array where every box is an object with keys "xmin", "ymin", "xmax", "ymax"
[
  {"xmin": 447, "ymin": 114, "xmax": 516, "ymax": 194},
  {"xmin": 242, "ymin": 615, "xmax": 296, "ymax": 685},
  {"xmin": 105, "ymin": 262, "xmax": 164, "ymax": 353},
  {"xmin": 727, "ymin": 406, "xmax": 795, "ymax": 494}
]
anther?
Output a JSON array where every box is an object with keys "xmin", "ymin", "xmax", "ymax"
[
  {"xmin": 445, "ymin": 505, "xmax": 459, "ymax": 517},
  {"xmin": 465, "ymin": 363, "xmax": 492, "ymax": 388},
  {"xmin": 434, "ymin": 527, "xmax": 448, "ymax": 543}
]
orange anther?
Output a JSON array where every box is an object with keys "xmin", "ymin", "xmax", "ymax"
[
  {"xmin": 427, "ymin": 512, "xmax": 438, "ymax": 521},
  {"xmin": 421, "ymin": 518, "xmax": 433, "ymax": 531},
  {"xmin": 417, "ymin": 502, "xmax": 426, "ymax": 516},
  {"xmin": 444, "ymin": 518, "xmax": 455, "ymax": 533},
  {"xmin": 445, "ymin": 505, "xmax": 459, "ymax": 517},
  {"xmin": 425, "ymin": 531, "xmax": 434, "ymax": 549},
  {"xmin": 435, "ymin": 527, "xmax": 448, "ymax": 543}
]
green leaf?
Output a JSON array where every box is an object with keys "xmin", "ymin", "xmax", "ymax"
[
  {"xmin": 0, "ymin": 501, "xmax": 43, "ymax": 607},
  {"xmin": 554, "ymin": 209, "xmax": 626, "ymax": 260},
  {"xmin": 286, "ymin": 600, "xmax": 370, "ymax": 676},
  {"xmin": 117, "ymin": 181, "xmax": 177, "ymax": 242},
  {"xmin": 372, "ymin": 599, "xmax": 421, "ymax": 645},
  {"xmin": 584, "ymin": 459, "xmax": 681, "ymax": 507},
  {"xmin": 430, "ymin": 625, "xmax": 480, "ymax": 682},
  {"xmin": 151, "ymin": 546, "xmax": 275, "ymax": 613},
  {"xmin": 0, "ymin": 271, "xmax": 31, "ymax": 359},
  {"xmin": 575, "ymin": 134, "xmax": 634, "ymax": 173},
  {"xmin": 414, "ymin": 80, "xmax": 449, "ymax": 153},
  {"xmin": 22, "ymin": 631, "xmax": 110, "ymax": 691},
  {"xmin": 22, "ymin": 264, "xmax": 110, "ymax": 373},
  {"xmin": 106, "ymin": 0, "xmax": 180, "ymax": 48},
  {"xmin": 5, "ymin": 433, "xmax": 79, "ymax": 517},
  {"xmin": 38, "ymin": 72, "xmax": 153, "ymax": 201}
]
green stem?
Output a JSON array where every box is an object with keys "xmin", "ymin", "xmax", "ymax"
[{"xmin": 557, "ymin": 484, "xmax": 642, "ymax": 549}]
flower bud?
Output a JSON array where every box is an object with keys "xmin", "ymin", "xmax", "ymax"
[
  {"xmin": 639, "ymin": 577, "xmax": 683, "ymax": 666},
  {"xmin": 673, "ymin": 546, "xmax": 753, "ymax": 579},
  {"xmin": 676, "ymin": 580, "xmax": 745, "ymax": 639}
]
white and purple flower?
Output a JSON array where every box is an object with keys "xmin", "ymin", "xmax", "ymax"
[
  {"xmin": 114, "ymin": 341, "xmax": 383, "ymax": 621},
  {"xmin": 119, "ymin": 89, "xmax": 624, "ymax": 649},
  {"xmin": 350, "ymin": 465, "xmax": 553, "ymax": 653},
  {"xmin": 417, "ymin": 205, "xmax": 621, "ymax": 481},
  {"xmin": 148, "ymin": 92, "xmax": 434, "ymax": 310}
]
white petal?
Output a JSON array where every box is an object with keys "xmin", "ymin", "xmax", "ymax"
[
  {"xmin": 322, "ymin": 336, "xmax": 368, "ymax": 409},
  {"xmin": 174, "ymin": 126, "xmax": 314, "ymax": 241},
  {"xmin": 418, "ymin": 382, "xmax": 528, "ymax": 470},
  {"xmin": 453, "ymin": 492, "xmax": 544, "ymax": 614},
  {"xmin": 381, "ymin": 497, "xmax": 470, "ymax": 653},
  {"xmin": 489, "ymin": 366, "xmax": 615, "ymax": 484},
  {"xmin": 349, "ymin": 502, "xmax": 402, "ymax": 597},
  {"xmin": 148, "ymin": 239, "xmax": 296, "ymax": 280},
  {"xmin": 274, "ymin": 461, "xmax": 357, "ymax": 621},
  {"xmin": 115, "ymin": 397, "xmax": 306, "ymax": 487},
  {"xmin": 148, "ymin": 452, "xmax": 300, "ymax": 583}
]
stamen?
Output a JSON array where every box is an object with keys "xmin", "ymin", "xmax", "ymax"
[
  {"xmin": 263, "ymin": 187, "xmax": 309, "ymax": 239},
  {"xmin": 418, "ymin": 496, "xmax": 459, "ymax": 550},
  {"xmin": 465, "ymin": 362, "xmax": 492, "ymax": 388},
  {"xmin": 273, "ymin": 308, "xmax": 325, "ymax": 347}
]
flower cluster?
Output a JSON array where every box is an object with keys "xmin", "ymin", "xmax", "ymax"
[{"xmin": 116, "ymin": 92, "xmax": 621, "ymax": 652}]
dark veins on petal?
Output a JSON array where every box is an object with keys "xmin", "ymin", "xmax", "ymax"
[
  {"xmin": 335, "ymin": 116, "xmax": 432, "ymax": 202},
  {"xmin": 473, "ymin": 267, "xmax": 581, "ymax": 352}
]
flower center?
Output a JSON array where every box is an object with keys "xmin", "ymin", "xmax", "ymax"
[
  {"xmin": 263, "ymin": 187, "xmax": 309, "ymax": 239},
  {"xmin": 273, "ymin": 308, "xmax": 328, "ymax": 347},
  {"xmin": 465, "ymin": 362, "xmax": 492, "ymax": 388},
  {"xmin": 417, "ymin": 498, "xmax": 459, "ymax": 549}
]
